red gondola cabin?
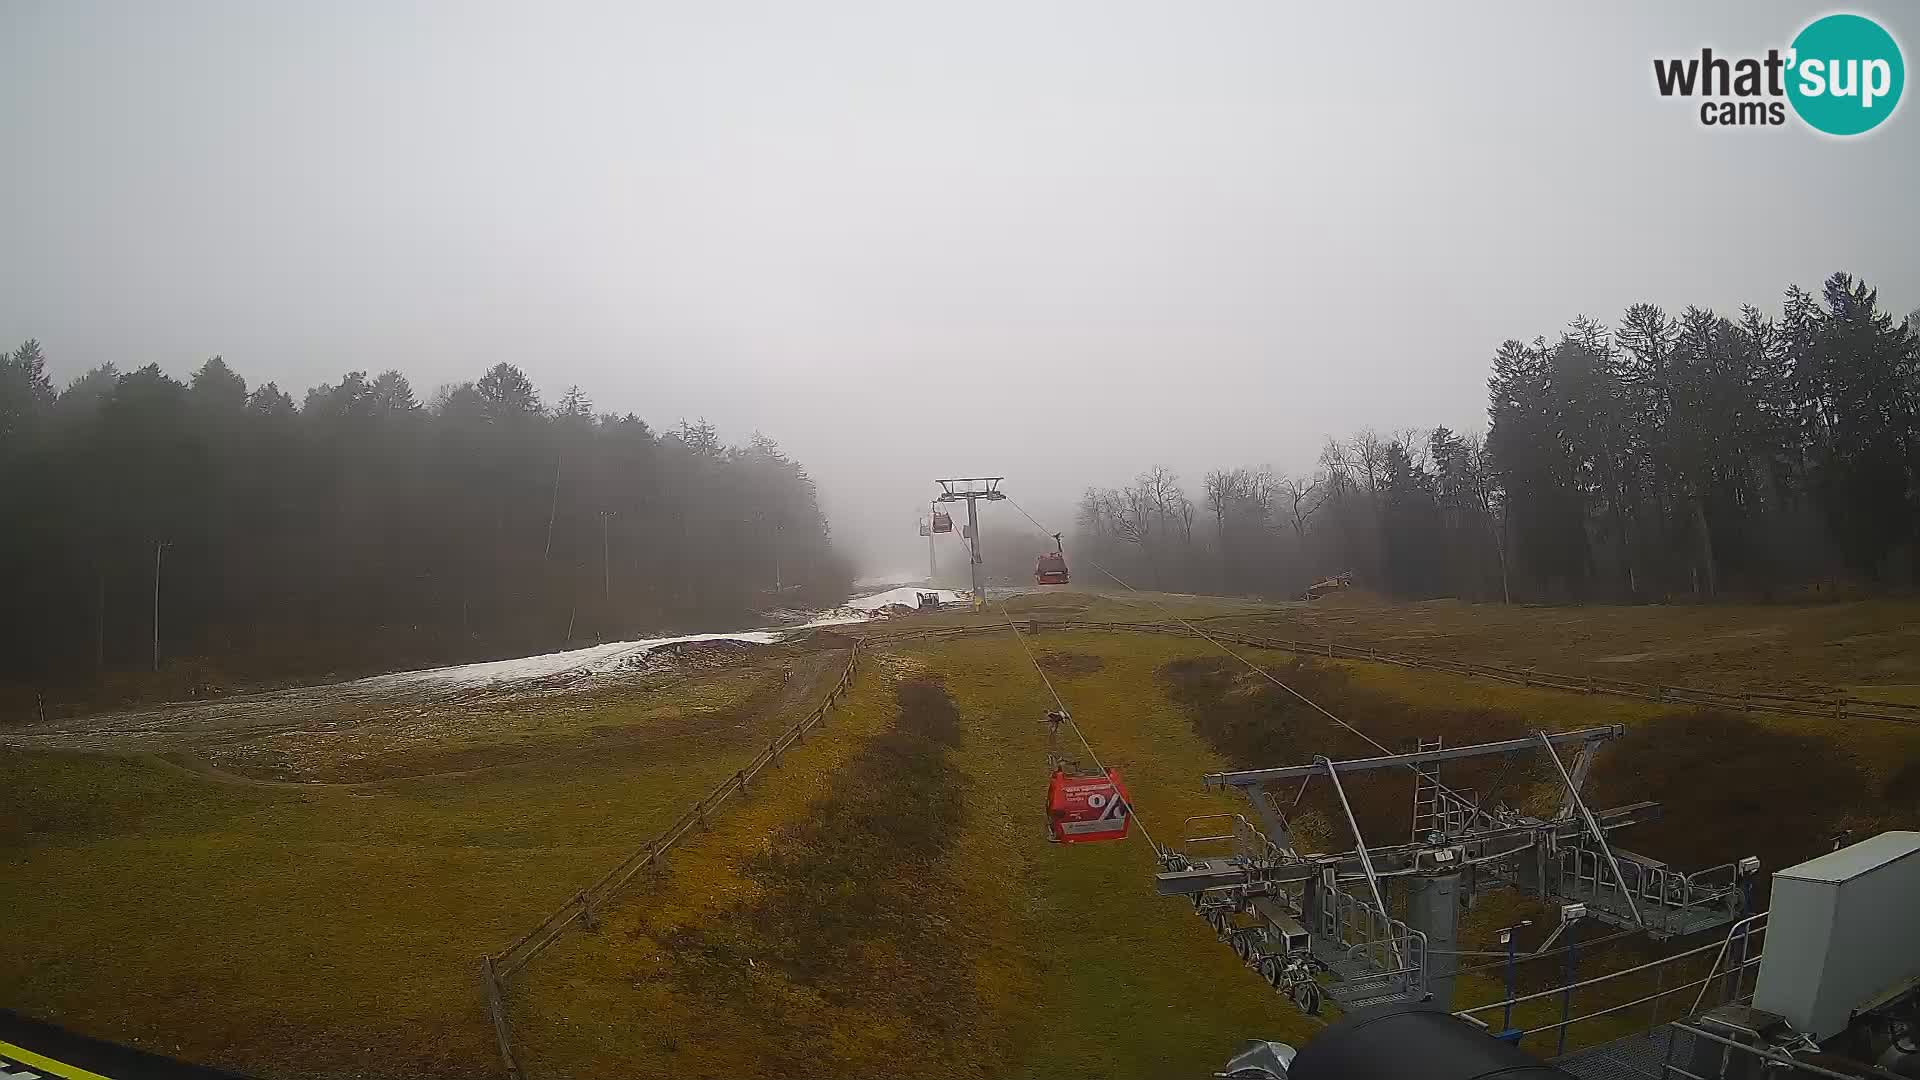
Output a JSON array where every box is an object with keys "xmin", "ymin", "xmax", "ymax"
[
  {"xmin": 1034, "ymin": 551, "xmax": 1069, "ymax": 585},
  {"xmin": 1034, "ymin": 535, "xmax": 1070, "ymax": 585},
  {"xmin": 931, "ymin": 511, "xmax": 954, "ymax": 534},
  {"xmin": 1046, "ymin": 767, "xmax": 1131, "ymax": 843}
]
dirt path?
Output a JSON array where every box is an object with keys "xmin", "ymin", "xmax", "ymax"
[{"xmin": 767, "ymin": 649, "xmax": 846, "ymax": 716}]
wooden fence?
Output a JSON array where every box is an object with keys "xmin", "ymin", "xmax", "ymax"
[{"xmin": 479, "ymin": 643, "xmax": 863, "ymax": 1079}]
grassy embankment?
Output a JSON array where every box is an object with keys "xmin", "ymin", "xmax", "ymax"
[{"xmin": 0, "ymin": 653, "xmax": 841, "ymax": 1079}]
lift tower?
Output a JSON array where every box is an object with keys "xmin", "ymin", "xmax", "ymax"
[{"xmin": 935, "ymin": 478, "xmax": 1005, "ymax": 600}]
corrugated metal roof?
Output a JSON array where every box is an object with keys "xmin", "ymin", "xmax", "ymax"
[{"xmin": 1776, "ymin": 831, "xmax": 1920, "ymax": 884}]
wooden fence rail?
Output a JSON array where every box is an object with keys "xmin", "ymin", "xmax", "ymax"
[{"xmin": 479, "ymin": 644, "xmax": 863, "ymax": 1079}]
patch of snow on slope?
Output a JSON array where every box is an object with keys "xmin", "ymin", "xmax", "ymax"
[
  {"xmin": 340, "ymin": 587, "xmax": 933, "ymax": 692},
  {"xmin": 843, "ymin": 586, "xmax": 968, "ymax": 611},
  {"xmin": 354, "ymin": 631, "xmax": 785, "ymax": 690}
]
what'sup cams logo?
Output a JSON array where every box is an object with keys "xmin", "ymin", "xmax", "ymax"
[{"xmin": 1655, "ymin": 13, "xmax": 1904, "ymax": 135}]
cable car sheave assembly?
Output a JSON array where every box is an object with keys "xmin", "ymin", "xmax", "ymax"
[{"xmin": 1155, "ymin": 727, "xmax": 1762, "ymax": 1018}]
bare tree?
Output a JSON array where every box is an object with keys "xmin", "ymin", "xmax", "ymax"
[{"xmin": 1278, "ymin": 472, "xmax": 1326, "ymax": 539}]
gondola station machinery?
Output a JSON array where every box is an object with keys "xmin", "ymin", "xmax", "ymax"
[{"xmin": 1188, "ymin": 731, "xmax": 1920, "ymax": 1080}]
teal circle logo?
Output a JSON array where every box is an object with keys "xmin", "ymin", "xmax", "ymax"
[{"xmin": 1787, "ymin": 14, "xmax": 1904, "ymax": 135}]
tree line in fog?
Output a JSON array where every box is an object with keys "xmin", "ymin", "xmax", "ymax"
[
  {"xmin": 0, "ymin": 354, "xmax": 849, "ymax": 693},
  {"xmin": 1073, "ymin": 273, "xmax": 1920, "ymax": 603}
]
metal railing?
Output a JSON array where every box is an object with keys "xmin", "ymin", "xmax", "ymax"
[
  {"xmin": 478, "ymin": 644, "xmax": 863, "ymax": 1080},
  {"xmin": 1688, "ymin": 912, "xmax": 1768, "ymax": 1015},
  {"xmin": 1557, "ymin": 847, "xmax": 1744, "ymax": 935},
  {"xmin": 1657, "ymin": 1021, "xmax": 1859, "ymax": 1080},
  {"xmin": 1457, "ymin": 913, "xmax": 1768, "ymax": 1044},
  {"xmin": 1321, "ymin": 884, "xmax": 1429, "ymax": 1002},
  {"xmin": 1180, "ymin": 813, "xmax": 1287, "ymax": 864}
]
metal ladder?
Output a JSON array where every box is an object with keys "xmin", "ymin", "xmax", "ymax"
[{"xmin": 1410, "ymin": 737, "xmax": 1443, "ymax": 842}]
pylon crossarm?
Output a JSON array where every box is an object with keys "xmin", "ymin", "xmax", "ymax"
[
  {"xmin": 1534, "ymin": 729, "xmax": 1645, "ymax": 929},
  {"xmin": 1205, "ymin": 726, "xmax": 1623, "ymax": 789}
]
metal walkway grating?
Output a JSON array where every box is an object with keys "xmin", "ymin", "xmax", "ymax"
[{"xmin": 1552, "ymin": 1024, "xmax": 1698, "ymax": 1080}]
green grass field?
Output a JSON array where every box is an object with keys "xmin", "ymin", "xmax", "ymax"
[
  {"xmin": 0, "ymin": 654, "xmax": 842, "ymax": 1079},
  {"xmin": 7, "ymin": 591, "xmax": 1920, "ymax": 1078}
]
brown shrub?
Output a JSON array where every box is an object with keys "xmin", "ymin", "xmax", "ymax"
[{"xmin": 1589, "ymin": 710, "xmax": 1869, "ymax": 876}]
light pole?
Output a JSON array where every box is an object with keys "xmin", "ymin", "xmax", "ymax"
[
  {"xmin": 1496, "ymin": 919, "xmax": 1532, "ymax": 1041},
  {"xmin": 600, "ymin": 510, "xmax": 618, "ymax": 602},
  {"xmin": 1557, "ymin": 903, "xmax": 1586, "ymax": 1056},
  {"xmin": 152, "ymin": 539, "xmax": 171, "ymax": 672}
]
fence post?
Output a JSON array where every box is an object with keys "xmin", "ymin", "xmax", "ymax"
[{"xmin": 482, "ymin": 956, "xmax": 522, "ymax": 1080}]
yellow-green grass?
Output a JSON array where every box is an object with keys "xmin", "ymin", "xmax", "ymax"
[
  {"xmin": 926, "ymin": 631, "xmax": 1311, "ymax": 1077},
  {"xmin": 853, "ymin": 588, "xmax": 1292, "ymax": 642},
  {"xmin": 0, "ymin": 660, "xmax": 838, "ymax": 1080},
  {"xmin": 510, "ymin": 653, "xmax": 906, "ymax": 1078},
  {"xmin": 525, "ymin": 624, "xmax": 1913, "ymax": 1075},
  {"xmin": 11, "ymin": 598, "xmax": 1919, "ymax": 1078},
  {"xmin": 1218, "ymin": 594, "xmax": 1920, "ymax": 693},
  {"xmin": 513, "ymin": 632, "xmax": 1310, "ymax": 1079}
]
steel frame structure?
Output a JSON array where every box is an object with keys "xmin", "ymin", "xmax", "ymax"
[
  {"xmin": 1157, "ymin": 726, "xmax": 1759, "ymax": 1016},
  {"xmin": 934, "ymin": 477, "xmax": 1006, "ymax": 600}
]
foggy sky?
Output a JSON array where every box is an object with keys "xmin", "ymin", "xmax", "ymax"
[{"xmin": 5, "ymin": 1, "xmax": 1916, "ymax": 578}]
